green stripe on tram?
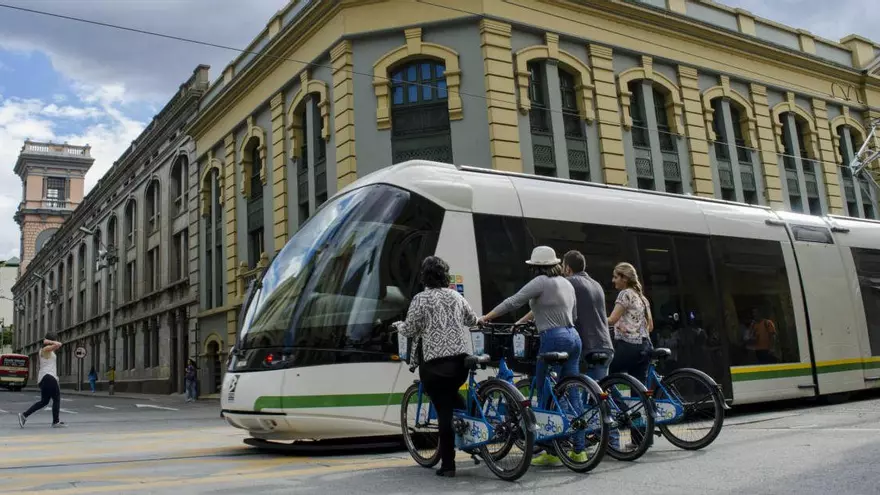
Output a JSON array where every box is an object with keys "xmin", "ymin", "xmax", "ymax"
[{"xmin": 254, "ymin": 393, "xmax": 405, "ymax": 411}]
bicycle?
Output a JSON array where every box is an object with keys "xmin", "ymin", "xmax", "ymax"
[
  {"xmin": 643, "ymin": 347, "xmax": 728, "ymax": 450},
  {"xmin": 475, "ymin": 322, "xmax": 610, "ymax": 473},
  {"xmin": 398, "ymin": 336, "xmax": 538, "ymax": 481}
]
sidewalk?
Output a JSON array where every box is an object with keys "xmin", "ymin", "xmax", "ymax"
[{"xmin": 22, "ymin": 387, "xmax": 219, "ymax": 402}]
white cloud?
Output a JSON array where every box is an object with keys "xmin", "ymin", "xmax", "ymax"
[{"xmin": 0, "ymin": 89, "xmax": 146, "ymax": 260}]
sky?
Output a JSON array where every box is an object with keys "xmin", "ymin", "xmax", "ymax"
[{"xmin": 0, "ymin": 0, "xmax": 877, "ymax": 262}]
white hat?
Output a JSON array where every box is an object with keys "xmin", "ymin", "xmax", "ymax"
[{"xmin": 526, "ymin": 246, "xmax": 561, "ymax": 266}]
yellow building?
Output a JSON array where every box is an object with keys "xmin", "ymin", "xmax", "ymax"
[{"xmin": 186, "ymin": 0, "xmax": 880, "ymax": 376}]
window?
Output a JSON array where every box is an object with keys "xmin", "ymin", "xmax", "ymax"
[
  {"xmin": 235, "ymin": 184, "xmax": 444, "ymax": 370},
  {"xmin": 78, "ymin": 289, "xmax": 85, "ymax": 323},
  {"xmin": 852, "ymin": 248, "xmax": 880, "ymax": 356},
  {"xmin": 125, "ymin": 200, "xmax": 137, "ymax": 247},
  {"xmin": 837, "ymin": 125, "xmax": 877, "ymax": 219},
  {"xmin": 711, "ymin": 236, "xmax": 800, "ymax": 366},
  {"xmin": 711, "ymin": 98, "xmax": 736, "ymax": 201},
  {"xmin": 146, "ymin": 247, "xmax": 159, "ymax": 293},
  {"xmin": 390, "ymin": 60, "xmax": 452, "ymax": 164},
  {"xmin": 78, "ymin": 244, "xmax": 86, "ymax": 283},
  {"xmin": 312, "ymin": 97, "xmax": 328, "ymax": 207},
  {"xmin": 203, "ymin": 168, "xmax": 222, "ymax": 309},
  {"xmin": 107, "ymin": 216, "xmax": 117, "ymax": 250},
  {"xmin": 245, "ymin": 139, "xmax": 264, "ymax": 269},
  {"xmin": 627, "ymin": 81, "xmax": 682, "ymax": 193},
  {"xmin": 653, "ymin": 87, "xmax": 682, "ymax": 194},
  {"xmin": 629, "ymin": 81, "xmax": 653, "ymax": 190},
  {"xmin": 92, "ymin": 230, "xmax": 102, "ymax": 315},
  {"xmin": 93, "ymin": 279, "xmax": 101, "ymax": 316},
  {"xmin": 129, "ymin": 328, "xmax": 136, "ymax": 369},
  {"xmin": 151, "ymin": 319, "xmax": 160, "ymax": 368},
  {"xmin": 171, "ymin": 156, "xmax": 188, "ymax": 216},
  {"xmin": 472, "ymin": 215, "xmax": 531, "ymax": 324},
  {"xmin": 528, "ymin": 61, "xmax": 556, "ymax": 177},
  {"xmin": 126, "ymin": 260, "xmax": 137, "ymax": 302},
  {"xmin": 559, "ymin": 69, "xmax": 590, "ymax": 182},
  {"xmin": 143, "ymin": 321, "xmax": 151, "ymax": 370},
  {"xmin": 172, "ymin": 230, "xmax": 188, "ymax": 282},
  {"xmin": 122, "ymin": 331, "xmax": 129, "ymax": 370},
  {"xmin": 297, "ymin": 105, "xmax": 310, "ymax": 225},
  {"xmin": 146, "ymin": 181, "xmax": 160, "ymax": 234},
  {"xmin": 44, "ymin": 177, "xmax": 68, "ymax": 208},
  {"xmin": 780, "ymin": 112, "xmax": 821, "ymax": 215}
]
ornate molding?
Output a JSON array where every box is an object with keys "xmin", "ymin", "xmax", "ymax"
[
  {"xmin": 287, "ymin": 70, "xmax": 331, "ymax": 160},
  {"xmin": 199, "ymin": 150, "xmax": 224, "ymax": 217},
  {"xmin": 617, "ymin": 56, "xmax": 683, "ymax": 134},
  {"xmin": 238, "ymin": 116, "xmax": 267, "ymax": 197},
  {"xmin": 770, "ymin": 92, "xmax": 819, "ymax": 157},
  {"xmin": 701, "ymin": 75, "xmax": 758, "ymax": 147}
]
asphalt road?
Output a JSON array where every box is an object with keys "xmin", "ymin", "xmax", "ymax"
[{"xmin": 1, "ymin": 389, "xmax": 879, "ymax": 494}]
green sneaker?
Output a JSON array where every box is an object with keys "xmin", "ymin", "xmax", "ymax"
[
  {"xmin": 531, "ymin": 452, "xmax": 561, "ymax": 467},
  {"xmin": 569, "ymin": 451, "xmax": 589, "ymax": 463}
]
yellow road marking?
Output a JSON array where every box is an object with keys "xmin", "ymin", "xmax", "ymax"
[
  {"xmin": 0, "ymin": 446, "xmax": 252, "ymax": 469},
  {"xmin": 2, "ymin": 427, "xmax": 239, "ymax": 444},
  {"xmin": 25, "ymin": 457, "xmax": 415, "ymax": 494}
]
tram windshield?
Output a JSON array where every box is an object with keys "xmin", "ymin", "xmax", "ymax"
[{"xmin": 237, "ymin": 183, "xmax": 444, "ymax": 366}]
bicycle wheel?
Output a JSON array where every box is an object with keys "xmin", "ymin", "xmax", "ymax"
[
  {"xmin": 551, "ymin": 376, "xmax": 609, "ymax": 473},
  {"xmin": 655, "ymin": 368, "xmax": 724, "ymax": 450},
  {"xmin": 477, "ymin": 379, "xmax": 536, "ymax": 481},
  {"xmin": 400, "ymin": 382, "xmax": 441, "ymax": 467},
  {"xmin": 599, "ymin": 373, "xmax": 654, "ymax": 461}
]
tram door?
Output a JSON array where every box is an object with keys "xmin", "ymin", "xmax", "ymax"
[{"xmin": 634, "ymin": 233, "xmax": 732, "ymax": 396}]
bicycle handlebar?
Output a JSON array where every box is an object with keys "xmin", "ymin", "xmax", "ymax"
[{"xmin": 471, "ymin": 321, "xmax": 538, "ymax": 336}]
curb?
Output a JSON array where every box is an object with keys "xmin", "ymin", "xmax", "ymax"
[{"xmin": 21, "ymin": 388, "xmax": 220, "ymax": 402}]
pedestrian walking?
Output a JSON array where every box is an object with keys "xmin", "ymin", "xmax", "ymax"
[
  {"xmin": 88, "ymin": 366, "xmax": 98, "ymax": 393},
  {"xmin": 18, "ymin": 333, "xmax": 65, "ymax": 428},
  {"xmin": 107, "ymin": 365, "xmax": 116, "ymax": 395},
  {"xmin": 184, "ymin": 359, "xmax": 198, "ymax": 402}
]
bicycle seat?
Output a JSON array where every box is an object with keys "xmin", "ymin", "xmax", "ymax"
[
  {"xmin": 465, "ymin": 354, "xmax": 491, "ymax": 369},
  {"xmin": 538, "ymin": 352, "xmax": 569, "ymax": 364},
  {"xmin": 584, "ymin": 351, "xmax": 612, "ymax": 364},
  {"xmin": 651, "ymin": 348, "xmax": 672, "ymax": 360}
]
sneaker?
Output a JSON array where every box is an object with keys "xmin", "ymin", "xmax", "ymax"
[
  {"xmin": 569, "ymin": 451, "xmax": 589, "ymax": 463},
  {"xmin": 51, "ymin": 422, "xmax": 67, "ymax": 428},
  {"xmin": 18, "ymin": 413, "xmax": 26, "ymax": 428},
  {"xmin": 531, "ymin": 452, "xmax": 561, "ymax": 467}
]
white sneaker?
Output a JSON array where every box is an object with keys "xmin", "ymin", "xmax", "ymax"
[
  {"xmin": 18, "ymin": 413, "xmax": 26, "ymax": 428},
  {"xmin": 51, "ymin": 422, "xmax": 67, "ymax": 428}
]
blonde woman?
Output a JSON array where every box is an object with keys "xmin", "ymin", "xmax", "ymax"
[{"xmin": 607, "ymin": 262, "xmax": 653, "ymax": 450}]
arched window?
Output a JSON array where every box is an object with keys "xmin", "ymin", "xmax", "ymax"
[
  {"xmin": 779, "ymin": 112, "xmax": 821, "ymax": 215},
  {"xmin": 92, "ymin": 230, "xmax": 102, "ymax": 315},
  {"xmin": 559, "ymin": 69, "xmax": 590, "ymax": 182},
  {"xmin": 107, "ymin": 216, "xmax": 117, "ymax": 250},
  {"xmin": 244, "ymin": 138, "xmax": 264, "ymax": 269},
  {"xmin": 390, "ymin": 60, "xmax": 452, "ymax": 164},
  {"xmin": 77, "ymin": 243, "xmax": 87, "ymax": 322},
  {"xmin": 125, "ymin": 200, "xmax": 137, "ymax": 247},
  {"xmin": 627, "ymin": 80, "xmax": 682, "ymax": 193},
  {"xmin": 527, "ymin": 61, "xmax": 554, "ymax": 177},
  {"xmin": 709, "ymin": 97, "xmax": 759, "ymax": 204},
  {"xmin": 146, "ymin": 180, "xmax": 160, "ymax": 234},
  {"xmin": 78, "ymin": 243, "xmax": 86, "ymax": 283},
  {"xmin": 171, "ymin": 156, "xmax": 188, "ymax": 216},
  {"xmin": 203, "ymin": 167, "xmax": 223, "ymax": 309},
  {"xmin": 837, "ymin": 125, "xmax": 877, "ymax": 219}
]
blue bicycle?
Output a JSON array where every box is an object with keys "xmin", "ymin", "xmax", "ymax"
[
  {"xmin": 399, "ymin": 350, "xmax": 537, "ymax": 481},
  {"xmin": 476, "ymin": 323, "xmax": 610, "ymax": 473}
]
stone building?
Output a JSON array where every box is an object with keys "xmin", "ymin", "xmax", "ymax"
[
  {"xmin": 185, "ymin": 0, "xmax": 880, "ymax": 388},
  {"xmin": 11, "ymin": 66, "xmax": 209, "ymax": 394}
]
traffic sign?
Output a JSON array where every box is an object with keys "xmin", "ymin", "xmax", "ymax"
[{"xmin": 74, "ymin": 346, "xmax": 87, "ymax": 359}]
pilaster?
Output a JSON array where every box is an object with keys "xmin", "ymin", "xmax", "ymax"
[
  {"xmin": 332, "ymin": 40, "xmax": 357, "ymax": 189},
  {"xmin": 589, "ymin": 44, "xmax": 627, "ymax": 186},
  {"xmin": 750, "ymin": 84, "xmax": 785, "ymax": 208},
  {"xmin": 678, "ymin": 66, "xmax": 714, "ymax": 197},
  {"xmin": 812, "ymin": 99, "xmax": 844, "ymax": 214},
  {"xmin": 480, "ymin": 19, "xmax": 522, "ymax": 172},
  {"xmin": 222, "ymin": 134, "xmax": 238, "ymax": 303},
  {"xmin": 270, "ymin": 92, "xmax": 288, "ymax": 252}
]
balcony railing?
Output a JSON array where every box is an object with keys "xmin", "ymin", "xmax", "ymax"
[
  {"xmin": 41, "ymin": 200, "xmax": 68, "ymax": 209},
  {"xmin": 22, "ymin": 140, "xmax": 91, "ymax": 157}
]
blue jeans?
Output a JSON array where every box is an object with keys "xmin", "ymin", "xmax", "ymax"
[
  {"xmin": 582, "ymin": 350, "xmax": 614, "ymax": 382},
  {"xmin": 185, "ymin": 379, "xmax": 197, "ymax": 400},
  {"xmin": 535, "ymin": 327, "xmax": 584, "ymax": 452},
  {"xmin": 89, "ymin": 379, "xmax": 96, "ymax": 393}
]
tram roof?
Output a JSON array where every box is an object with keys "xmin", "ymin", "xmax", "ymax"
[{"xmin": 336, "ymin": 160, "xmax": 880, "ymax": 249}]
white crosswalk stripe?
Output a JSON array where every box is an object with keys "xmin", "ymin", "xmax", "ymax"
[
  {"xmin": 0, "ymin": 409, "xmax": 7, "ymax": 414},
  {"xmin": 94, "ymin": 405, "xmax": 116, "ymax": 410},
  {"xmin": 135, "ymin": 404, "xmax": 179, "ymax": 411}
]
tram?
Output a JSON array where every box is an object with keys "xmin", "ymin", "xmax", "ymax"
[{"xmin": 221, "ymin": 159, "xmax": 880, "ymax": 443}]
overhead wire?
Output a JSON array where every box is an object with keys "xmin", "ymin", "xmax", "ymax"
[{"xmin": 0, "ymin": 1, "xmax": 876, "ymax": 180}]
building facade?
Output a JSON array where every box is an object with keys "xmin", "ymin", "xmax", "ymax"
[
  {"xmin": 186, "ymin": 0, "xmax": 880, "ymax": 387},
  {"xmin": 11, "ymin": 67, "xmax": 209, "ymax": 394}
]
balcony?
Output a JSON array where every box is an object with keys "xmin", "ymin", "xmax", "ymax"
[
  {"xmin": 41, "ymin": 200, "xmax": 68, "ymax": 210},
  {"xmin": 22, "ymin": 140, "xmax": 91, "ymax": 157}
]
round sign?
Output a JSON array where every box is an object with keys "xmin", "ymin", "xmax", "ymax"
[{"xmin": 74, "ymin": 346, "xmax": 87, "ymax": 359}]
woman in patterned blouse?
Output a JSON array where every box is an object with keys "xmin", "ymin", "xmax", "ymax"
[
  {"xmin": 393, "ymin": 256, "xmax": 477, "ymax": 478},
  {"xmin": 607, "ymin": 262, "xmax": 654, "ymax": 450}
]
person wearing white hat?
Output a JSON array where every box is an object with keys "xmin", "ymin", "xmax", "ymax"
[{"xmin": 477, "ymin": 245, "xmax": 585, "ymax": 467}]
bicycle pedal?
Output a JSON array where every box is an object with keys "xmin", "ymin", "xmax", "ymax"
[{"xmin": 471, "ymin": 454, "xmax": 481, "ymax": 465}]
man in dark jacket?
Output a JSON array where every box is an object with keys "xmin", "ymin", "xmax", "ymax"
[{"xmin": 563, "ymin": 250, "xmax": 614, "ymax": 380}]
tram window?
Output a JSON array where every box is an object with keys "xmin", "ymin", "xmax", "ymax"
[
  {"xmin": 851, "ymin": 248, "xmax": 880, "ymax": 356},
  {"xmin": 524, "ymin": 218, "xmax": 632, "ymax": 313},
  {"xmin": 239, "ymin": 184, "xmax": 444, "ymax": 368},
  {"xmin": 472, "ymin": 214, "xmax": 531, "ymax": 323},
  {"xmin": 711, "ymin": 236, "xmax": 800, "ymax": 365},
  {"xmin": 791, "ymin": 225, "xmax": 833, "ymax": 244}
]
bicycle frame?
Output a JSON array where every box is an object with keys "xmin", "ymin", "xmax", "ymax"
[{"xmin": 644, "ymin": 363, "xmax": 685, "ymax": 426}]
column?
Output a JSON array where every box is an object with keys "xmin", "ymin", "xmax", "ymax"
[
  {"xmin": 480, "ymin": 19, "xmax": 522, "ymax": 172},
  {"xmin": 812, "ymin": 99, "xmax": 844, "ymax": 214},
  {"xmin": 749, "ymin": 84, "xmax": 784, "ymax": 208},
  {"xmin": 332, "ymin": 40, "xmax": 357, "ymax": 189},
  {"xmin": 545, "ymin": 61, "xmax": 570, "ymax": 180},
  {"xmin": 720, "ymin": 99, "xmax": 747, "ymax": 202},
  {"xmin": 222, "ymin": 134, "xmax": 239, "ymax": 350},
  {"xmin": 588, "ymin": 44, "xmax": 627, "ymax": 186},
  {"xmin": 270, "ymin": 92, "xmax": 288, "ymax": 252},
  {"xmin": 678, "ymin": 66, "xmax": 715, "ymax": 198}
]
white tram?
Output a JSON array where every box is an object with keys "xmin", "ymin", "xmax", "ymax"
[{"xmin": 221, "ymin": 160, "xmax": 880, "ymax": 442}]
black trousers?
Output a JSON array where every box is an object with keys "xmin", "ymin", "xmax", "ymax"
[
  {"xmin": 609, "ymin": 338, "xmax": 653, "ymax": 445},
  {"xmin": 24, "ymin": 375, "xmax": 61, "ymax": 424},
  {"xmin": 420, "ymin": 354, "xmax": 468, "ymax": 470}
]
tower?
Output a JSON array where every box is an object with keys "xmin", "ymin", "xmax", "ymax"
[{"xmin": 13, "ymin": 140, "xmax": 94, "ymax": 276}]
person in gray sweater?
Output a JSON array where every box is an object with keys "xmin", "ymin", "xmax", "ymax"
[
  {"xmin": 478, "ymin": 246, "xmax": 586, "ymax": 467},
  {"xmin": 562, "ymin": 250, "xmax": 614, "ymax": 380}
]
